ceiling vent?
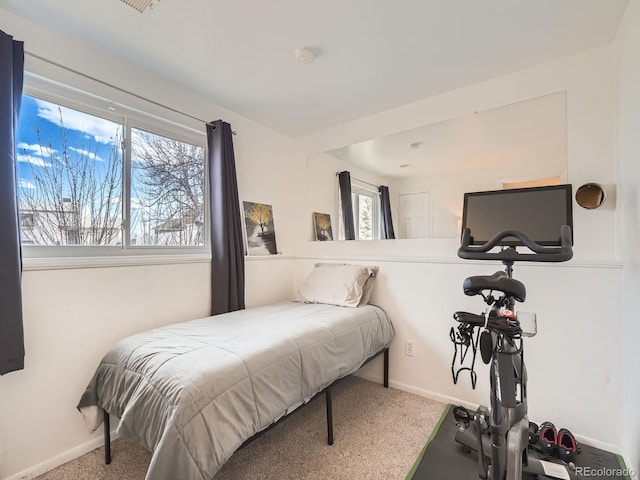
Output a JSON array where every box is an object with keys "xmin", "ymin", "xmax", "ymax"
[{"xmin": 119, "ymin": 0, "xmax": 155, "ymax": 13}]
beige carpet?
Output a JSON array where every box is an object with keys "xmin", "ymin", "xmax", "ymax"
[{"xmin": 34, "ymin": 377, "xmax": 446, "ymax": 480}]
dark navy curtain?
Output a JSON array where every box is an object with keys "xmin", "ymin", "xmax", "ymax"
[
  {"xmin": 206, "ymin": 120, "xmax": 245, "ymax": 315},
  {"xmin": 379, "ymin": 185, "xmax": 395, "ymax": 239},
  {"xmin": 338, "ymin": 171, "xmax": 355, "ymax": 240},
  {"xmin": 0, "ymin": 30, "xmax": 25, "ymax": 375}
]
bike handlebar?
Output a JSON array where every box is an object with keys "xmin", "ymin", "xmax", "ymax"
[{"xmin": 458, "ymin": 225, "xmax": 573, "ymax": 263}]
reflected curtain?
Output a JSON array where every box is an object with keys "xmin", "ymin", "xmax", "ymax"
[
  {"xmin": 0, "ymin": 30, "xmax": 24, "ymax": 375},
  {"xmin": 379, "ymin": 185, "xmax": 395, "ymax": 239},
  {"xmin": 206, "ymin": 120, "xmax": 245, "ymax": 315},
  {"xmin": 338, "ymin": 171, "xmax": 355, "ymax": 240}
]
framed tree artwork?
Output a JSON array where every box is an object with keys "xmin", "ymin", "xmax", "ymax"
[
  {"xmin": 313, "ymin": 212, "xmax": 333, "ymax": 241},
  {"xmin": 242, "ymin": 201, "xmax": 278, "ymax": 255}
]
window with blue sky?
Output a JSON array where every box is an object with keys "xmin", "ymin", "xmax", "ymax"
[{"xmin": 16, "ymin": 94, "xmax": 205, "ymax": 250}]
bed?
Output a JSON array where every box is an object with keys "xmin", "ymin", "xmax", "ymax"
[{"xmin": 77, "ymin": 287, "xmax": 394, "ymax": 480}]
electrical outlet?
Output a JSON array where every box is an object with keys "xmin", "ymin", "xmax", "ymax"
[{"xmin": 405, "ymin": 340, "xmax": 414, "ymax": 357}]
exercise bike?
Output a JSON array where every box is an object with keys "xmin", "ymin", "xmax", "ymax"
[{"xmin": 451, "ymin": 225, "xmax": 574, "ymax": 480}]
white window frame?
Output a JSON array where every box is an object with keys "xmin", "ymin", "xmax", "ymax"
[{"xmin": 19, "ymin": 80, "xmax": 209, "ymax": 261}]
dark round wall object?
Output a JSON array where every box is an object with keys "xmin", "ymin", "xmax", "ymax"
[{"xmin": 575, "ymin": 183, "xmax": 606, "ymax": 209}]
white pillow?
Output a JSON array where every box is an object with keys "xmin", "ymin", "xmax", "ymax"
[
  {"xmin": 359, "ymin": 274, "xmax": 377, "ymax": 306},
  {"xmin": 312, "ymin": 263, "xmax": 379, "ymax": 306},
  {"xmin": 297, "ymin": 263, "xmax": 378, "ymax": 307}
]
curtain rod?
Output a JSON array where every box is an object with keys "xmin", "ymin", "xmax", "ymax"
[
  {"xmin": 336, "ymin": 171, "xmax": 381, "ymax": 190},
  {"xmin": 24, "ymin": 50, "xmax": 237, "ymax": 134}
]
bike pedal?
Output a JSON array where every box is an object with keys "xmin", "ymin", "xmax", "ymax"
[{"xmin": 453, "ymin": 405, "xmax": 473, "ymax": 428}]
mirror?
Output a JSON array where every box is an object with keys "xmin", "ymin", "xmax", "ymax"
[
  {"xmin": 307, "ymin": 92, "xmax": 568, "ymax": 240},
  {"xmin": 575, "ymin": 183, "xmax": 606, "ymax": 209}
]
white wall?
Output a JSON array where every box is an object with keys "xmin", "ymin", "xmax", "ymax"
[
  {"xmin": 0, "ymin": 9, "xmax": 301, "ymax": 480},
  {"xmin": 614, "ymin": 0, "xmax": 640, "ymax": 473},
  {"xmin": 295, "ymin": 45, "xmax": 624, "ymax": 453},
  {"xmin": 293, "ymin": 258, "xmax": 622, "ymax": 449}
]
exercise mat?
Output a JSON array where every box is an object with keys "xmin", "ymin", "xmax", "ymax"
[{"xmin": 407, "ymin": 405, "xmax": 633, "ymax": 480}]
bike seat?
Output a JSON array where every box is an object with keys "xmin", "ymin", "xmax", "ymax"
[{"xmin": 463, "ymin": 271, "xmax": 526, "ymax": 302}]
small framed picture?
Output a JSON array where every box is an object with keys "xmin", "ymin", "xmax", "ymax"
[
  {"xmin": 243, "ymin": 201, "xmax": 278, "ymax": 255},
  {"xmin": 313, "ymin": 212, "xmax": 333, "ymax": 241}
]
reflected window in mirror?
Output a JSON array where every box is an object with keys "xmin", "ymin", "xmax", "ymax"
[
  {"xmin": 337, "ymin": 177, "xmax": 383, "ymax": 241},
  {"xmin": 352, "ymin": 182, "xmax": 380, "ymax": 240}
]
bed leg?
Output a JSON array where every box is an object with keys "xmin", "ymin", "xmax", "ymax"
[
  {"xmin": 325, "ymin": 386, "xmax": 334, "ymax": 446},
  {"xmin": 383, "ymin": 347, "xmax": 389, "ymax": 388},
  {"xmin": 104, "ymin": 409, "xmax": 112, "ymax": 465}
]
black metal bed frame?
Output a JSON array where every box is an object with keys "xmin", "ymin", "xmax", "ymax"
[{"xmin": 103, "ymin": 346, "xmax": 389, "ymax": 465}]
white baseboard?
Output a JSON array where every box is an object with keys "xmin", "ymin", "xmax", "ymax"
[
  {"xmin": 355, "ymin": 372, "xmax": 623, "ymax": 457},
  {"xmin": 570, "ymin": 434, "xmax": 623, "ymax": 457},
  {"xmin": 355, "ymin": 371, "xmax": 479, "ymax": 411},
  {"xmin": 3, "ymin": 431, "xmax": 119, "ymax": 480}
]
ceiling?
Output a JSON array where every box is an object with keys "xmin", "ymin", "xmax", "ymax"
[{"xmin": 0, "ymin": 0, "xmax": 629, "ymax": 137}]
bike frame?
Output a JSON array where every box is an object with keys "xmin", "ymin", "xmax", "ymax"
[
  {"xmin": 488, "ymin": 302, "xmax": 528, "ymax": 480},
  {"xmin": 454, "ymin": 226, "xmax": 573, "ymax": 480},
  {"xmin": 456, "ymin": 288, "xmax": 530, "ymax": 480}
]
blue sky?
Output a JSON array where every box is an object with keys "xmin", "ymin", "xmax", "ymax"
[{"xmin": 16, "ymin": 95, "xmax": 121, "ymax": 196}]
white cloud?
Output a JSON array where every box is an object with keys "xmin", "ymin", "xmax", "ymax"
[
  {"xmin": 18, "ymin": 179, "xmax": 36, "ymax": 190},
  {"xmin": 16, "ymin": 142, "xmax": 57, "ymax": 162},
  {"xmin": 17, "ymin": 142, "xmax": 55, "ymax": 167},
  {"xmin": 69, "ymin": 147, "xmax": 104, "ymax": 162},
  {"xmin": 35, "ymin": 99, "xmax": 121, "ymax": 145},
  {"xmin": 18, "ymin": 142, "xmax": 53, "ymax": 155},
  {"xmin": 17, "ymin": 154, "xmax": 52, "ymax": 167}
]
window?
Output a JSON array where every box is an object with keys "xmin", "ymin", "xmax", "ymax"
[
  {"xmin": 130, "ymin": 128, "xmax": 205, "ymax": 246},
  {"xmin": 351, "ymin": 183, "xmax": 380, "ymax": 241},
  {"xmin": 19, "ymin": 213, "xmax": 34, "ymax": 229},
  {"xmin": 16, "ymin": 93, "xmax": 206, "ymax": 255}
]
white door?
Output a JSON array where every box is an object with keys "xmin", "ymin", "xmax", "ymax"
[{"xmin": 398, "ymin": 192, "xmax": 431, "ymax": 239}]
